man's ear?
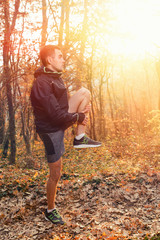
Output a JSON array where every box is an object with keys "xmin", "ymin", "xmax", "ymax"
[{"xmin": 46, "ymin": 56, "xmax": 52, "ymax": 65}]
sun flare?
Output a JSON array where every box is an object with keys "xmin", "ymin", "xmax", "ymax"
[
  {"xmin": 18, "ymin": 0, "xmax": 160, "ymax": 60},
  {"xmin": 105, "ymin": 0, "xmax": 160, "ymax": 58}
]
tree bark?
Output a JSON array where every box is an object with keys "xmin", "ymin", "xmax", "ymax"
[
  {"xmin": 64, "ymin": 0, "xmax": 70, "ymax": 59},
  {"xmin": 41, "ymin": 0, "xmax": 48, "ymax": 46},
  {"xmin": 87, "ymin": 48, "xmax": 96, "ymax": 140},
  {"xmin": 76, "ymin": 0, "xmax": 88, "ymax": 89},
  {"xmin": 80, "ymin": 0, "xmax": 88, "ymax": 61},
  {"xmin": 58, "ymin": 0, "xmax": 65, "ymax": 47},
  {"xmin": 99, "ymin": 74, "xmax": 106, "ymax": 138},
  {"xmin": 3, "ymin": 49, "xmax": 16, "ymax": 164},
  {"xmin": 16, "ymin": 81, "xmax": 31, "ymax": 155},
  {"xmin": 3, "ymin": 0, "xmax": 20, "ymax": 164},
  {"xmin": 21, "ymin": 110, "xmax": 31, "ymax": 154},
  {"xmin": 155, "ymin": 60, "xmax": 160, "ymax": 110},
  {"xmin": 0, "ymin": 91, "xmax": 5, "ymax": 144},
  {"xmin": 106, "ymin": 77, "xmax": 118, "ymax": 135}
]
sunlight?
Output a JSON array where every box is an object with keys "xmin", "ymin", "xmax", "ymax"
[
  {"xmin": 106, "ymin": 0, "xmax": 160, "ymax": 58},
  {"xmin": 18, "ymin": 0, "xmax": 160, "ymax": 59}
]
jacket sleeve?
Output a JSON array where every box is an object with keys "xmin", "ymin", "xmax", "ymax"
[{"xmin": 32, "ymin": 77, "xmax": 79, "ymax": 127}]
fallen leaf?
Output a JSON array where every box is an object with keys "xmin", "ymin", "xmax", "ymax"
[{"xmin": 33, "ymin": 172, "xmax": 38, "ymax": 178}]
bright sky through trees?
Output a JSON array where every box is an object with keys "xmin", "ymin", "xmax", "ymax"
[
  {"xmin": 106, "ymin": 0, "xmax": 160, "ymax": 58},
  {"xmin": 19, "ymin": 0, "xmax": 160, "ymax": 60}
]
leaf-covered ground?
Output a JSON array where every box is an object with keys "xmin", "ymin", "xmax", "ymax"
[{"xmin": 0, "ymin": 134, "xmax": 160, "ymax": 239}]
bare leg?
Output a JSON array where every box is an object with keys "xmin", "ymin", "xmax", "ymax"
[
  {"xmin": 47, "ymin": 158, "xmax": 62, "ymax": 210},
  {"xmin": 68, "ymin": 87, "xmax": 91, "ymax": 135}
]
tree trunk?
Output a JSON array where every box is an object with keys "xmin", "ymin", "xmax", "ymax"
[
  {"xmin": 87, "ymin": 49, "xmax": 96, "ymax": 140},
  {"xmin": 59, "ymin": 0, "xmax": 65, "ymax": 47},
  {"xmin": 41, "ymin": 0, "xmax": 48, "ymax": 46},
  {"xmin": 99, "ymin": 74, "xmax": 106, "ymax": 138},
  {"xmin": 3, "ymin": 0, "xmax": 20, "ymax": 164},
  {"xmin": 3, "ymin": 53, "xmax": 16, "ymax": 164},
  {"xmin": 17, "ymin": 81, "xmax": 32, "ymax": 155},
  {"xmin": 106, "ymin": 77, "xmax": 118, "ymax": 135},
  {"xmin": 80, "ymin": 0, "xmax": 88, "ymax": 61},
  {"xmin": 76, "ymin": 0, "xmax": 88, "ymax": 89},
  {"xmin": 64, "ymin": 0, "xmax": 70, "ymax": 59},
  {"xmin": 0, "ymin": 90, "xmax": 5, "ymax": 144},
  {"xmin": 21, "ymin": 111, "xmax": 31, "ymax": 154},
  {"xmin": 155, "ymin": 61, "xmax": 160, "ymax": 110}
]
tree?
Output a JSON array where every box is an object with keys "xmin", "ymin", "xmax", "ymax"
[
  {"xmin": 76, "ymin": 0, "xmax": 88, "ymax": 89},
  {"xmin": 156, "ymin": 60, "xmax": 160, "ymax": 110},
  {"xmin": 2, "ymin": 0, "xmax": 20, "ymax": 164},
  {"xmin": 41, "ymin": 0, "xmax": 48, "ymax": 46},
  {"xmin": 59, "ymin": 0, "xmax": 65, "ymax": 47},
  {"xmin": 0, "ymin": 85, "xmax": 5, "ymax": 144}
]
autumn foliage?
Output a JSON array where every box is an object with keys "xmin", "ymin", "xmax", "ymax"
[
  {"xmin": 0, "ymin": 0, "xmax": 160, "ymax": 239},
  {"xmin": 1, "ymin": 134, "xmax": 160, "ymax": 239}
]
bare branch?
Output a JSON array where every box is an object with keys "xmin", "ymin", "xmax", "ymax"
[
  {"xmin": 48, "ymin": 0, "xmax": 59, "ymax": 33},
  {"xmin": 10, "ymin": 0, "xmax": 20, "ymax": 34}
]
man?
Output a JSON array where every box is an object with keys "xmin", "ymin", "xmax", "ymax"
[{"xmin": 30, "ymin": 45, "xmax": 101, "ymax": 225}]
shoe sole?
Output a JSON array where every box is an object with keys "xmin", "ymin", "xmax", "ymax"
[
  {"xmin": 74, "ymin": 144, "xmax": 101, "ymax": 148},
  {"xmin": 45, "ymin": 216, "xmax": 65, "ymax": 225}
]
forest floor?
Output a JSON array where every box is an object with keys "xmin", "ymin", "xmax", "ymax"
[{"xmin": 0, "ymin": 133, "xmax": 160, "ymax": 240}]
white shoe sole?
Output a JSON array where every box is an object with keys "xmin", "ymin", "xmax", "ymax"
[
  {"xmin": 45, "ymin": 216, "xmax": 64, "ymax": 224},
  {"xmin": 45, "ymin": 216, "xmax": 49, "ymax": 221},
  {"xmin": 74, "ymin": 144, "xmax": 101, "ymax": 148}
]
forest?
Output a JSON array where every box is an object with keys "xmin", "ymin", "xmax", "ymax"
[{"xmin": 0, "ymin": 0, "xmax": 160, "ymax": 239}]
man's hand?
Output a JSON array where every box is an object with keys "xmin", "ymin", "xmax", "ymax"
[
  {"xmin": 82, "ymin": 104, "xmax": 91, "ymax": 114},
  {"xmin": 81, "ymin": 114, "xmax": 89, "ymax": 125},
  {"xmin": 80, "ymin": 104, "xmax": 91, "ymax": 125},
  {"xmin": 77, "ymin": 104, "xmax": 91, "ymax": 125}
]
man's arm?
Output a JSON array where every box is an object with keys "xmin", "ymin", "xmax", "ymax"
[{"xmin": 31, "ymin": 78, "xmax": 85, "ymax": 127}]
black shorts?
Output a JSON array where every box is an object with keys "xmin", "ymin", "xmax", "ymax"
[{"xmin": 39, "ymin": 130, "xmax": 65, "ymax": 163}]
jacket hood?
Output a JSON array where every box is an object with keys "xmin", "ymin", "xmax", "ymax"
[{"xmin": 34, "ymin": 66, "xmax": 62, "ymax": 78}]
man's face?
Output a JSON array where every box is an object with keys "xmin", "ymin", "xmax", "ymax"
[{"xmin": 47, "ymin": 49, "xmax": 65, "ymax": 72}]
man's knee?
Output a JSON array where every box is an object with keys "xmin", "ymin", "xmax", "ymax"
[
  {"xmin": 48, "ymin": 159, "xmax": 62, "ymax": 182},
  {"xmin": 49, "ymin": 168, "xmax": 61, "ymax": 182},
  {"xmin": 79, "ymin": 87, "xmax": 91, "ymax": 99}
]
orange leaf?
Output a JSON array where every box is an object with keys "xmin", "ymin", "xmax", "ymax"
[
  {"xmin": 147, "ymin": 169, "xmax": 154, "ymax": 177},
  {"xmin": 33, "ymin": 172, "xmax": 38, "ymax": 178},
  {"xmin": 107, "ymin": 237, "xmax": 117, "ymax": 240},
  {"xmin": 53, "ymin": 237, "xmax": 60, "ymax": 240},
  {"xmin": 13, "ymin": 190, "xmax": 19, "ymax": 196},
  {"xmin": 63, "ymin": 180, "xmax": 69, "ymax": 184},
  {"xmin": 0, "ymin": 213, "xmax": 5, "ymax": 219},
  {"xmin": 125, "ymin": 188, "xmax": 131, "ymax": 192},
  {"xmin": 144, "ymin": 205, "xmax": 152, "ymax": 208},
  {"xmin": 148, "ymin": 178, "xmax": 153, "ymax": 183},
  {"xmin": 131, "ymin": 176, "xmax": 136, "ymax": 180},
  {"xmin": 120, "ymin": 180, "xmax": 126, "ymax": 185}
]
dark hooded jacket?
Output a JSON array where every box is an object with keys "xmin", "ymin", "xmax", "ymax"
[{"xmin": 30, "ymin": 66, "xmax": 80, "ymax": 133}]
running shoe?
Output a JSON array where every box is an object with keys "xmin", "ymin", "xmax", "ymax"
[
  {"xmin": 45, "ymin": 209, "xmax": 65, "ymax": 225},
  {"xmin": 73, "ymin": 135, "xmax": 101, "ymax": 148}
]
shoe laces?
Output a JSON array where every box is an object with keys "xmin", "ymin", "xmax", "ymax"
[{"xmin": 52, "ymin": 209, "xmax": 61, "ymax": 219}]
